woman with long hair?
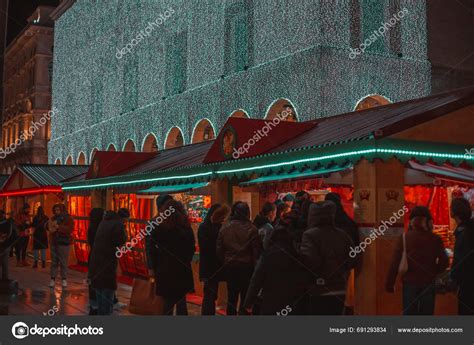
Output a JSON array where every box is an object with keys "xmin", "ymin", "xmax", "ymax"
[
  {"xmin": 148, "ymin": 199, "xmax": 195, "ymax": 315},
  {"xmin": 32, "ymin": 206, "xmax": 49, "ymax": 268}
]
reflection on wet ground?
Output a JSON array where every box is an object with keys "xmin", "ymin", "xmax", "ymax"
[{"xmin": 3, "ymin": 257, "xmax": 200, "ymax": 316}]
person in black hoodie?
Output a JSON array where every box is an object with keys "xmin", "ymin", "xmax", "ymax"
[
  {"xmin": 300, "ymin": 201, "xmax": 356, "ymax": 315},
  {"xmin": 148, "ymin": 199, "xmax": 195, "ymax": 315},
  {"xmin": 32, "ymin": 206, "xmax": 49, "ymax": 269},
  {"xmin": 89, "ymin": 208, "xmax": 129, "ymax": 315},
  {"xmin": 325, "ymin": 193, "xmax": 359, "ymax": 248},
  {"xmin": 86, "ymin": 207, "xmax": 104, "ymax": 315},
  {"xmin": 450, "ymin": 198, "xmax": 474, "ymax": 315},
  {"xmin": 198, "ymin": 204, "xmax": 230, "ymax": 315},
  {"xmin": 244, "ymin": 226, "xmax": 307, "ymax": 315}
]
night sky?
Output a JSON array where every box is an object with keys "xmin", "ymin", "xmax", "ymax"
[{"xmin": 6, "ymin": 0, "xmax": 59, "ymax": 46}]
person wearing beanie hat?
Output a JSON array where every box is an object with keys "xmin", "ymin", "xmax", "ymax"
[
  {"xmin": 450, "ymin": 197, "xmax": 474, "ymax": 315},
  {"xmin": 386, "ymin": 206, "xmax": 448, "ymax": 315},
  {"xmin": 300, "ymin": 201, "xmax": 356, "ymax": 315},
  {"xmin": 282, "ymin": 194, "xmax": 295, "ymax": 208},
  {"xmin": 88, "ymin": 210, "xmax": 127, "ymax": 315}
]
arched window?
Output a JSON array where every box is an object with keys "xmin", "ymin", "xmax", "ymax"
[
  {"xmin": 142, "ymin": 133, "xmax": 159, "ymax": 152},
  {"xmin": 191, "ymin": 119, "xmax": 216, "ymax": 144},
  {"xmin": 54, "ymin": 158, "xmax": 61, "ymax": 165},
  {"xmin": 123, "ymin": 139, "xmax": 136, "ymax": 152},
  {"xmin": 264, "ymin": 99, "xmax": 298, "ymax": 122},
  {"xmin": 229, "ymin": 109, "xmax": 250, "ymax": 118},
  {"xmin": 65, "ymin": 156, "xmax": 73, "ymax": 165},
  {"xmin": 107, "ymin": 143, "xmax": 117, "ymax": 152},
  {"xmin": 90, "ymin": 148, "xmax": 99, "ymax": 162},
  {"xmin": 164, "ymin": 127, "xmax": 184, "ymax": 149},
  {"xmin": 77, "ymin": 152, "xmax": 86, "ymax": 165},
  {"xmin": 354, "ymin": 94, "xmax": 391, "ymax": 111}
]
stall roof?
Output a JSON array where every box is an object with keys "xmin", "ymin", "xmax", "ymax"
[
  {"xmin": 270, "ymin": 86, "xmax": 474, "ymax": 153},
  {"xmin": 240, "ymin": 164, "xmax": 352, "ymax": 186},
  {"xmin": 138, "ymin": 182, "xmax": 210, "ymax": 194},
  {"xmin": 14, "ymin": 164, "xmax": 89, "ymax": 187},
  {"xmin": 408, "ymin": 160, "xmax": 474, "ymax": 185},
  {"xmin": 61, "ymin": 86, "xmax": 474, "ymax": 191}
]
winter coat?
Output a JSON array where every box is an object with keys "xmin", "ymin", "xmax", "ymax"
[
  {"xmin": 386, "ymin": 225, "xmax": 449, "ymax": 290},
  {"xmin": 300, "ymin": 203, "xmax": 356, "ymax": 296},
  {"xmin": 89, "ymin": 211, "xmax": 127, "ymax": 290},
  {"xmin": 32, "ymin": 214, "xmax": 49, "ymax": 250},
  {"xmin": 450, "ymin": 218, "xmax": 474, "ymax": 287},
  {"xmin": 216, "ymin": 219, "xmax": 260, "ymax": 267},
  {"xmin": 244, "ymin": 242, "xmax": 307, "ymax": 315},
  {"xmin": 198, "ymin": 220, "xmax": 223, "ymax": 281},
  {"xmin": 148, "ymin": 222, "xmax": 196, "ymax": 299},
  {"xmin": 48, "ymin": 205, "xmax": 74, "ymax": 247},
  {"xmin": 87, "ymin": 209, "xmax": 105, "ymax": 247}
]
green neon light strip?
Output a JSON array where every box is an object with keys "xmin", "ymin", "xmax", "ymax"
[{"xmin": 62, "ymin": 148, "xmax": 473, "ymax": 190}]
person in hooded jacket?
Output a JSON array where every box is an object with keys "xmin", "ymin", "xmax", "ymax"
[
  {"xmin": 32, "ymin": 206, "xmax": 49, "ymax": 269},
  {"xmin": 300, "ymin": 201, "xmax": 356, "ymax": 315},
  {"xmin": 253, "ymin": 202, "xmax": 277, "ymax": 251},
  {"xmin": 386, "ymin": 206, "xmax": 448, "ymax": 315},
  {"xmin": 89, "ymin": 208, "xmax": 129, "ymax": 315},
  {"xmin": 450, "ymin": 198, "xmax": 474, "ymax": 315},
  {"xmin": 0, "ymin": 210, "xmax": 18, "ymax": 281},
  {"xmin": 217, "ymin": 201, "xmax": 260, "ymax": 315},
  {"xmin": 86, "ymin": 207, "xmax": 104, "ymax": 315},
  {"xmin": 198, "ymin": 204, "xmax": 230, "ymax": 315},
  {"xmin": 325, "ymin": 192, "xmax": 360, "ymax": 314},
  {"xmin": 148, "ymin": 199, "xmax": 195, "ymax": 315},
  {"xmin": 47, "ymin": 203, "xmax": 74, "ymax": 288},
  {"xmin": 243, "ymin": 226, "xmax": 307, "ymax": 315}
]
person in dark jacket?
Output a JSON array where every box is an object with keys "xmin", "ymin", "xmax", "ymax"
[
  {"xmin": 253, "ymin": 202, "xmax": 277, "ymax": 251},
  {"xmin": 198, "ymin": 204, "xmax": 230, "ymax": 315},
  {"xmin": 325, "ymin": 193, "xmax": 359, "ymax": 248},
  {"xmin": 89, "ymin": 208, "xmax": 129, "ymax": 315},
  {"xmin": 14, "ymin": 204, "xmax": 31, "ymax": 267},
  {"xmin": 450, "ymin": 198, "xmax": 474, "ymax": 315},
  {"xmin": 217, "ymin": 201, "xmax": 260, "ymax": 315},
  {"xmin": 300, "ymin": 201, "xmax": 356, "ymax": 315},
  {"xmin": 386, "ymin": 206, "xmax": 449, "ymax": 315},
  {"xmin": 147, "ymin": 199, "xmax": 195, "ymax": 315},
  {"xmin": 0, "ymin": 210, "xmax": 18, "ymax": 281},
  {"xmin": 32, "ymin": 206, "xmax": 49, "ymax": 268},
  {"xmin": 244, "ymin": 226, "xmax": 307, "ymax": 315},
  {"xmin": 86, "ymin": 207, "xmax": 104, "ymax": 315},
  {"xmin": 47, "ymin": 203, "xmax": 74, "ymax": 288}
]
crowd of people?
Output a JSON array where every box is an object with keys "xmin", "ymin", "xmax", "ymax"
[{"xmin": 0, "ymin": 192, "xmax": 473, "ymax": 317}]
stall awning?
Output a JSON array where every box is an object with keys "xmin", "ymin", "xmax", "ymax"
[
  {"xmin": 408, "ymin": 160, "xmax": 474, "ymax": 185},
  {"xmin": 240, "ymin": 164, "xmax": 352, "ymax": 186},
  {"xmin": 138, "ymin": 182, "xmax": 209, "ymax": 194}
]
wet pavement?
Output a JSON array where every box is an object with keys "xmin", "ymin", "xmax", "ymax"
[{"xmin": 3, "ymin": 257, "xmax": 201, "ymax": 316}]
